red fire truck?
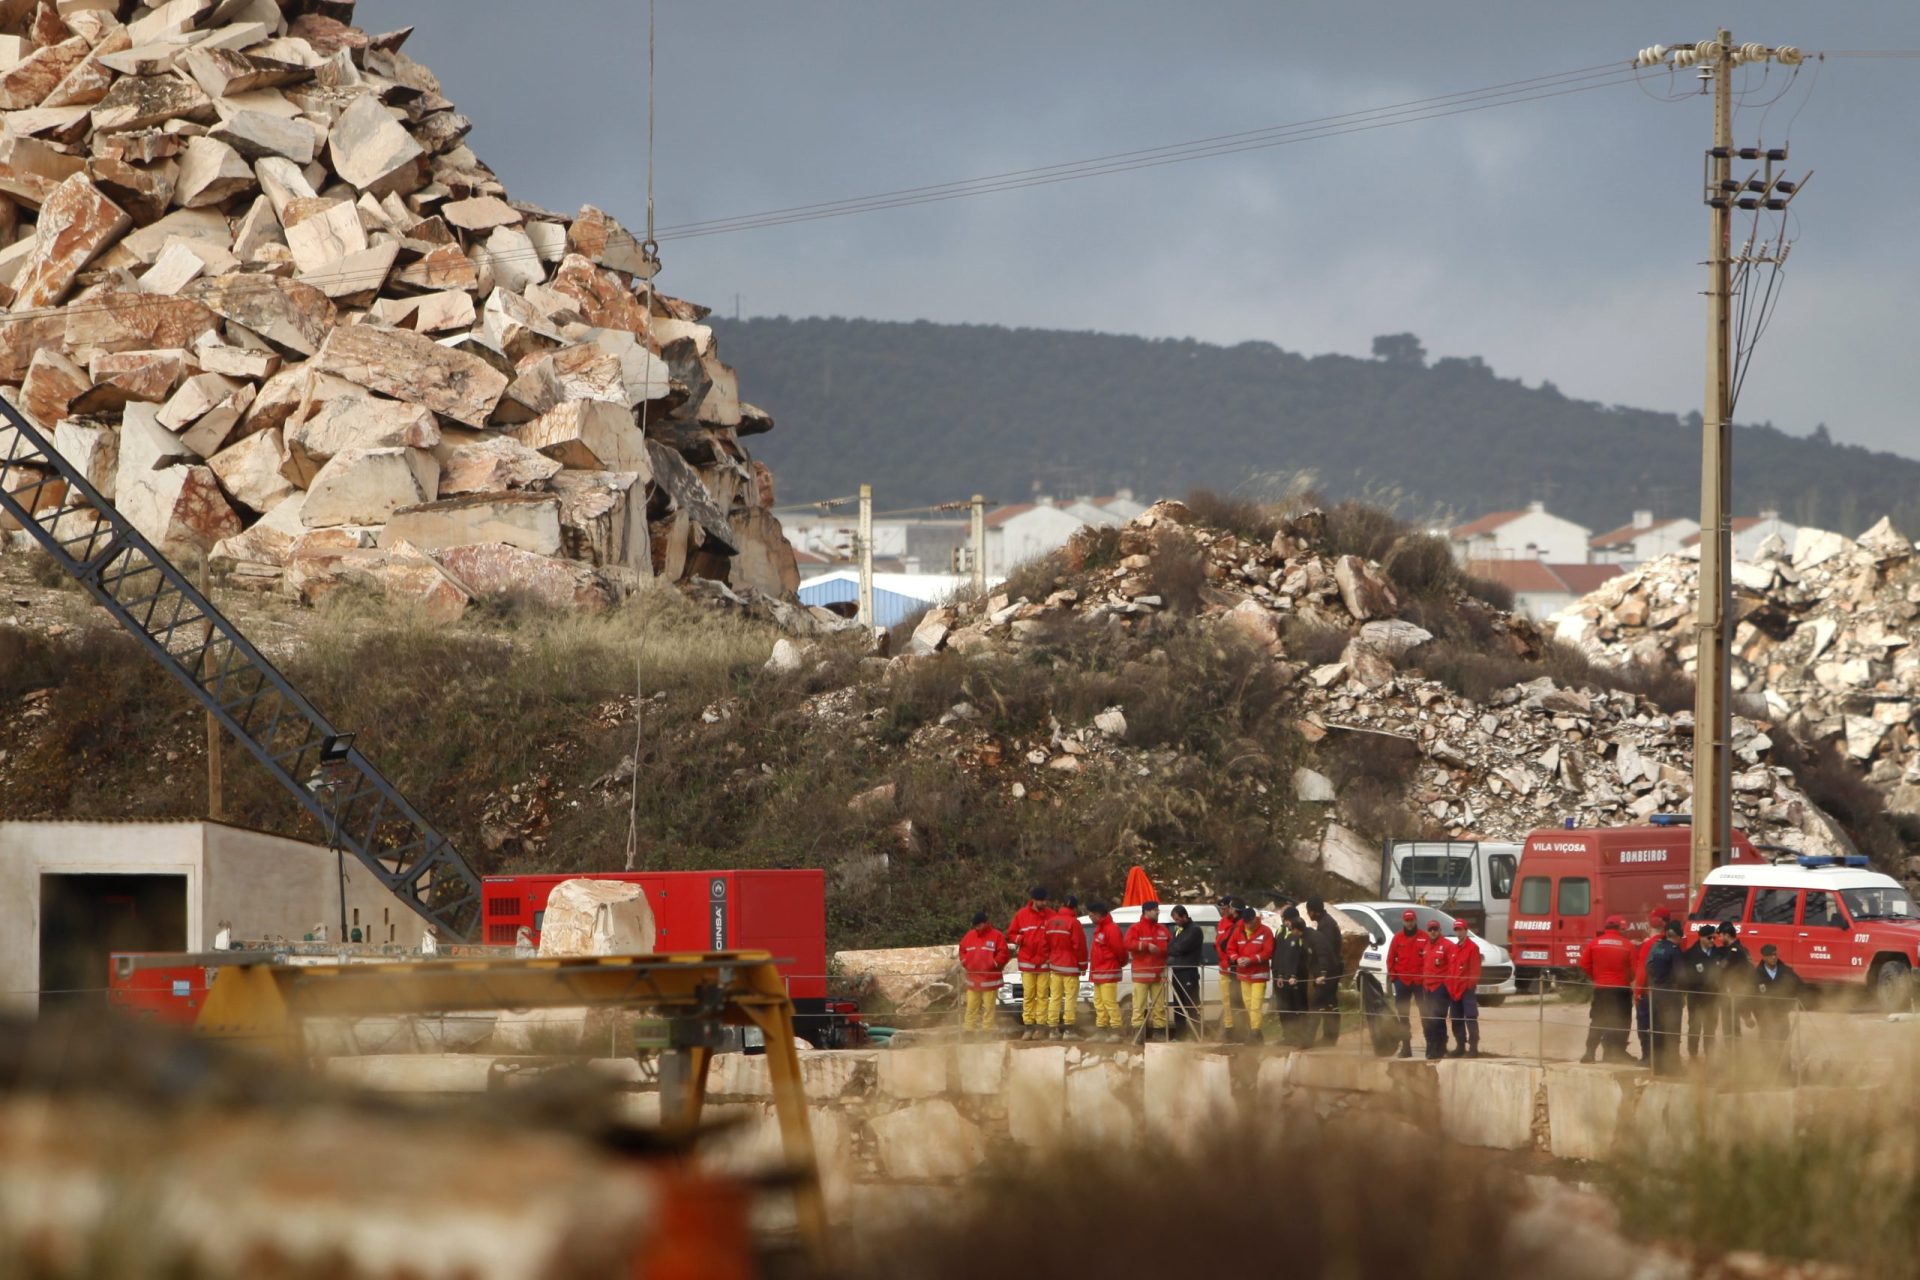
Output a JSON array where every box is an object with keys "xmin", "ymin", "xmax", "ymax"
[
  {"xmin": 1508, "ymin": 819, "xmax": 1762, "ymax": 985},
  {"xmin": 481, "ymin": 869, "xmax": 862, "ymax": 1047}
]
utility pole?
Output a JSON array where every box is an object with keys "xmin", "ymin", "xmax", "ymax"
[
  {"xmin": 1633, "ymin": 35, "xmax": 1804, "ymax": 894},
  {"xmin": 969, "ymin": 494, "xmax": 987, "ymax": 595},
  {"xmin": 857, "ymin": 483, "xmax": 874, "ymax": 631}
]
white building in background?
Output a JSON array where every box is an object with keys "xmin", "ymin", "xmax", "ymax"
[
  {"xmin": 1589, "ymin": 511, "xmax": 1701, "ymax": 567},
  {"xmin": 1450, "ymin": 501, "xmax": 1592, "ymax": 565},
  {"xmin": 1681, "ymin": 510, "xmax": 1800, "ymax": 562},
  {"xmin": 984, "ymin": 500, "xmax": 1089, "ymax": 576}
]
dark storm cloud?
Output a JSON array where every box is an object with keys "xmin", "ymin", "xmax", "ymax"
[{"xmin": 366, "ymin": 1, "xmax": 1920, "ymax": 453}]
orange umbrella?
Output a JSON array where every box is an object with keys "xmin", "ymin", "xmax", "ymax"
[{"xmin": 1122, "ymin": 865, "xmax": 1158, "ymax": 907}]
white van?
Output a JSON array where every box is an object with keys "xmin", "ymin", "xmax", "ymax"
[{"xmin": 1381, "ymin": 840, "xmax": 1520, "ymax": 948}]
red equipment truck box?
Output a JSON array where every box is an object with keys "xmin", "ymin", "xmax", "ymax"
[
  {"xmin": 1508, "ymin": 820, "xmax": 1761, "ymax": 983},
  {"xmin": 482, "ymin": 869, "xmax": 853, "ymax": 1045}
]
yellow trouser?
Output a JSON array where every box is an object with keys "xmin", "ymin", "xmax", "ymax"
[
  {"xmin": 964, "ymin": 988, "xmax": 994, "ymax": 1031},
  {"xmin": 1240, "ymin": 981, "xmax": 1268, "ymax": 1033},
  {"xmin": 1051, "ymin": 971, "xmax": 1079, "ymax": 1027},
  {"xmin": 1132, "ymin": 980, "xmax": 1168, "ymax": 1029},
  {"xmin": 1219, "ymin": 972, "xmax": 1238, "ymax": 1028},
  {"xmin": 1092, "ymin": 983, "xmax": 1121, "ymax": 1027},
  {"xmin": 1020, "ymin": 972, "xmax": 1045, "ymax": 1024}
]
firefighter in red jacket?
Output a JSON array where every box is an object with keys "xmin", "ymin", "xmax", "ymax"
[
  {"xmin": 1230, "ymin": 906, "xmax": 1275, "ymax": 1038},
  {"xmin": 1008, "ymin": 886, "xmax": 1052, "ymax": 1037},
  {"xmin": 958, "ymin": 911, "xmax": 1010, "ymax": 1035},
  {"xmin": 1124, "ymin": 901, "xmax": 1171, "ymax": 1036},
  {"xmin": 1445, "ymin": 919, "xmax": 1483, "ymax": 1058},
  {"xmin": 1383, "ymin": 909, "xmax": 1428, "ymax": 1059},
  {"xmin": 1087, "ymin": 902, "xmax": 1128, "ymax": 1037},
  {"xmin": 1215, "ymin": 895, "xmax": 1245, "ymax": 1037},
  {"xmin": 1580, "ymin": 915, "xmax": 1637, "ymax": 1064},
  {"xmin": 1043, "ymin": 896, "xmax": 1085, "ymax": 1039},
  {"xmin": 1632, "ymin": 906, "xmax": 1671, "ymax": 1062},
  {"xmin": 1417, "ymin": 918, "xmax": 1454, "ymax": 1060}
]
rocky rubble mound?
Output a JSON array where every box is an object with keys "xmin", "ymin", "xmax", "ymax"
[
  {"xmin": 1555, "ymin": 517, "xmax": 1920, "ymax": 817},
  {"xmin": 0, "ymin": 0, "xmax": 797, "ymax": 620},
  {"xmin": 905, "ymin": 501, "xmax": 1852, "ymax": 882}
]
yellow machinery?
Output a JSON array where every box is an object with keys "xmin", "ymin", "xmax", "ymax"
[{"xmin": 194, "ymin": 949, "xmax": 827, "ymax": 1261}]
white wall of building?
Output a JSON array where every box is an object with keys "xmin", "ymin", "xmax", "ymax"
[
  {"xmin": 1457, "ymin": 503, "xmax": 1591, "ymax": 564},
  {"xmin": 986, "ymin": 506, "xmax": 1089, "ymax": 575},
  {"xmin": 1, "ymin": 821, "xmax": 431, "ymax": 1015}
]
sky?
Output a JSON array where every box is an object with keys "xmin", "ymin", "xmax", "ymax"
[{"xmin": 366, "ymin": 1, "xmax": 1920, "ymax": 456}]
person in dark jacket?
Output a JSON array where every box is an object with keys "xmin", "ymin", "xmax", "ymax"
[
  {"xmin": 1711, "ymin": 923, "xmax": 1749, "ymax": 1049},
  {"xmin": 1304, "ymin": 897, "xmax": 1345, "ymax": 1046},
  {"xmin": 1272, "ymin": 909, "xmax": 1315, "ymax": 1048},
  {"xmin": 1680, "ymin": 923, "xmax": 1718, "ymax": 1060},
  {"xmin": 1166, "ymin": 905, "xmax": 1204, "ymax": 1039},
  {"xmin": 1641, "ymin": 918, "xmax": 1686, "ymax": 1075},
  {"xmin": 1749, "ymin": 943, "xmax": 1805, "ymax": 1074}
]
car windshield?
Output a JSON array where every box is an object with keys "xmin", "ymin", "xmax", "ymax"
[{"xmin": 1841, "ymin": 886, "xmax": 1918, "ymax": 922}]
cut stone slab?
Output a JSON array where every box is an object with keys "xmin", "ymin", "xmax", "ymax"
[
  {"xmin": 509, "ymin": 398, "xmax": 642, "ymax": 471},
  {"xmin": 11, "ymin": 171, "xmax": 130, "ymax": 309},
  {"xmin": 284, "ymin": 198, "xmax": 366, "ymax": 273},
  {"xmin": 1543, "ymin": 1064, "xmax": 1632, "ymax": 1162},
  {"xmin": 106, "ymin": 207, "xmax": 229, "ymax": 266},
  {"xmin": 252, "ymin": 153, "xmax": 314, "ymax": 220},
  {"xmin": 392, "ymin": 243, "xmax": 478, "ymax": 293},
  {"xmin": 90, "ymin": 72, "xmax": 214, "ymax": 132},
  {"xmin": 83, "ymin": 346, "xmax": 196, "ymax": 409},
  {"xmin": 567, "ymin": 204, "xmax": 653, "ymax": 277},
  {"xmin": 138, "ymin": 240, "xmax": 209, "ymax": 295},
  {"xmin": 311, "ymin": 322, "xmax": 507, "ymax": 428},
  {"xmin": 547, "ymin": 252, "xmax": 650, "ymax": 335},
  {"xmin": 648, "ymin": 441, "xmax": 736, "ymax": 554},
  {"xmin": 207, "ymin": 426, "xmax": 298, "ymax": 515},
  {"xmin": 283, "ymin": 388, "xmax": 439, "ymax": 486},
  {"xmin": 87, "ymin": 153, "xmax": 179, "ymax": 223},
  {"xmin": 440, "ymin": 194, "xmax": 519, "ymax": 231},
  {"xmin": 876, "ymin": 1048, "xmax": 948, "ymax": 1100},
  {"xmin": 20, "ymin": 347, "xmax": 91, "ymax": 426},
  {"xmin": 1005, "ymin": 1044, "xmax": 1067, "ymax": 1149},
  {"xmin": 728, "ymin": 507, "xmax": 800, "ymax": 598},
  {"xmin": 211, "ymin": 106, "xmax": 319, "ymax": 164},
  {"xmin": 192, "ymin": 336, "xmax": 278, "ymax": 381},
  {"xmin": 187, "ymin": 273, "xmax": 336, "ymax": 357},
  {"xmin": 480, "ymin": 223, "xmax": 540, "ymax": 294},
  {"xmin": 434, "ymin": 433, "xmax": 560, "ymax": 496},
  {"xmin": 1437, "ymin": 1059, "xmax": 1542, "ymax": 1151},
  {"xmin": 381, "ymin": 491, "xmax": 561, "ymax": 557},
  {"xmin": 41, "ymin": 27, "xmax": 132, "ymax": 111},
  {"xmin": 52, "ymin": 416, "xmax": 118, "ymax": 502},
  {"xmin": 0, "ymin": 133, "xmax": 87, "ymax": 206},
  {"xmin": 0, "ymin": 35, "xmax": 90, "ymax": 112},
  {"xmin": 327, "ymin": 90, "xmax": 423, "ymax": 194},
  {"xmin": 60, "ymin": 292, "xmax": 219, "ymax": 363},
  {"xmin": 548, "ymin": 470, "xmax": 647, "ymax": 569},
  {"xmin": 1142, "ymin": 1043, "xmax": 1235, "ymax": 1151},
  {"xmin": 296, "ymin": 239, "xmax": 398, "ymax": 300},
  {"xmin": 430, "ymin": 540, "xmax": 612, "ymax": 613},
  {"xmin": 181, "ymin": 43, "xmax": 315, "ymax": 98},
  {"xmin": 300, "ymin": 444, "xmax": 439, "ymax": 527},
  {"xmin": 370, "ymin": 288, "xmax": 474, "ymax": 333},
  {"xmin": 117, "ymin": 445, "xmax": 241, "ymax": 558},
  {"xmin": 868, "ymin": 1100, "xmax": 982, "ymax": 1182},
  {"xmin": 211, "ymin": 488, "xmax": 305, "ymax": 568},
  {"xmin": 172, "ymin": 134, "xmax": 254, "ymax": 206}
]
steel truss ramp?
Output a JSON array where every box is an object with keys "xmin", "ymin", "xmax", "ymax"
[{"xmin": 0, "ymin": 395, "xmax": 481, "ymax": 939}]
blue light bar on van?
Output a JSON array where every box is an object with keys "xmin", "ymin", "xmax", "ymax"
[
  {"xmin": 1799, "ymin": 854, "xmax": 1875, "ymax": 869},
  {"xmin": 1649, "ymin": 814, "xmax": 1691, "ymax": 826}
]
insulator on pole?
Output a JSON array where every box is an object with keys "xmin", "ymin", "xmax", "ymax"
[{"xmin": 1774, "ymin": 45, "xmax": 1804, "ymax": 66}]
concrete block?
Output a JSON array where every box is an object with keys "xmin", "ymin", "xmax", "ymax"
[
  {"xmin": 1006, "ymin": 1044, "xmax": 1067, "ymax": 1148},
  {"xmin": 798, "ymin": 1049, "xmax": 875, "ymax": 1100},
  {"xmin": 877, "ymin": 1047, "xmax": 949, "ymax": 1100},
  {"xmin": 955, "ymin": 1042, "xmax": 1009, "ymax": 1096},
  {"xmin": 1066, "ymin": 1055, "xmax": 1137, "ymax": 1148},
  {"xmin": 1142, "ymin": 1043, "xmax": 1234, "ymax": 1149},
  {"xmin": 1790, "ymin": 1011, "xmax": 1920, "ymax": 1086},
  {"xmin": 1284, "ymin": 1051, "xmax": 1399, "ymax": 1095},
  {"xmin": 1438, "ymin": 1059, "xmax": 1543, "ymax": 1151},
  {"xmin": 1256, "ymin": 1054, "xmax": 1293, "ymax": 1109},
  {"xmin": 706, "ymin": 1051, "xmax": 771, "ymax": 1099},
  {"xmin": 869, "ymin": 1100, "xmax": 984, "ymax": 1180},
  {"xmin": 1543, "ymin": 1064, "xmax": 1632, "ymax": 1161},
  {"xmin": 1631, "ymin": 1082, "xmax": 1708, "ymax": 1164}
]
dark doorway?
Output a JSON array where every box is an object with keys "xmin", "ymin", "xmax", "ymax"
[{"xmin": 39, "ymin": 873, "xmax": 187, "ymax": 1010}]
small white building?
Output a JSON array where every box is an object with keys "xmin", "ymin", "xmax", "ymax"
[
  {"xmin": 1451, "ymin": 502, "xmax": 1592, "ymax": 565},
  {"xmin": 1467, "ymin": 560, "xmax": 1622, "ymax": 621},
  {"xmin": 1681, "ymin": 510, "xmax": 1800, "ymax": 562},
  {"xmin": 1, "ymin": 820, "xmax": 432, "ymax": 1016},
  {"xmin": 1589, "ymin": 512, "xmax": 1702, "ymax": 567},
  {"xmin": 985, "ymin": 500, "xmax": 1089, "ymax": 576}
]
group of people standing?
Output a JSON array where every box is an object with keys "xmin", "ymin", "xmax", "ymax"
[
  {"xmin": 957, "ymin": 888, "xmax": 1348, "ymax": 1044},
  {"xmin": 1383, "ymin": 911, "xmax": 1485, "ymax": 1059},
  {"xmin": 1581, "ymin": 909, "xmax": 1805, "ymax": 1073}
]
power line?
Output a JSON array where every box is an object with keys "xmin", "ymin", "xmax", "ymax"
[{"xmin": 659, "ymin": 66, "xmax": 1647, "ymax": 241}]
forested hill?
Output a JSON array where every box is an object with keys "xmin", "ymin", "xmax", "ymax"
[{"xmin": 718, "ymin": 317, "xmax": 1920, "ymax": 535}]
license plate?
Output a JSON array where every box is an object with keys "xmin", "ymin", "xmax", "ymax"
[{"xmin": 1520, "ymin": 950, "xmax": 1549, "ymax": 962}]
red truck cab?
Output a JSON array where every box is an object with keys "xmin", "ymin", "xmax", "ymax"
[
  {"xmin": 1508, "ymin": 819, "xmax": 1761, "ymax": 984},
  {"xmin": 1692, "ymin": 858, "xmax": 1920, "ymax": 1009}
]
